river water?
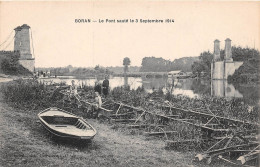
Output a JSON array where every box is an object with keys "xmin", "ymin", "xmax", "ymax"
[{"xmin": 39, "ymin": 76, "xmax": 259, "ymax": 105}]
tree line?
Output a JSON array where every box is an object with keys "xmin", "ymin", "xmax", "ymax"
[{"xmin": 139, "ymin": 56, "xmax": 198, "ymax": 72}]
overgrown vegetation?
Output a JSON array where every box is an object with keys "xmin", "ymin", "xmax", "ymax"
[
  {"xmin": 0, "ymin": 79, "xmax": 63, "ymax": 110},
  {"xmin": 0, "ymin": 51, "xmax": 32, "ymax": 75},
  {"xmin": 228, "ymin": 54, "xmax": 260, "ymax": 84},
  {"xmin": 1, "ymin": 79, "xmax": 259, "ymax": 152},
  {"xmin": 1, "ymin": 79, "xmax": 258, "ymax": 123}
]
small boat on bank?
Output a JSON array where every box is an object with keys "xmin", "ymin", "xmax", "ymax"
[{"xmin": 38, "ymin": 107, "xmax": 97, "ymax": 140}]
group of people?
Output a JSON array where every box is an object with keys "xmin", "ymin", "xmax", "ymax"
[{"xmin": 68, "ymin": 76, "xmax": 109, "ymax": 119}]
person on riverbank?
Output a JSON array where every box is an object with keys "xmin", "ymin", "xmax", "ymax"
[
  {"xmin": 92, "ymin": 91, "xmax": 102, "ymax": 119},
  {"xmin": 102, "ymin": 76, "xmax": 109, "ymax": 97},
  {"xmin": 94, "ymin": 81, "xmax": 102, "ymax": 95},
  {"xmin": 69, "ymin": 80, "xmax": 81, "ymax": 107}
]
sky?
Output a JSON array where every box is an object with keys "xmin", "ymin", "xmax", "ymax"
[{"xmin": 0, "ymin": 1, "xmax": 259, "ymax": 68}]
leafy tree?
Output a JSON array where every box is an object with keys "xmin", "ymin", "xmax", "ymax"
[
  {"xmin": 191, "ymin": 51, "xmax": 213, "ymax": 76},
  {"xmin": 94, "ymin": 65, "xmax": 100, "ymax": 71},
  {"xmin": 198, "ymin": 51, "xmax": 213, "ymax": 73},
  {"xmin": 140, "ymin": 56, "xmax": 199, "ymax": 72},
  {"xmin": 228, "ymin": 47, "xmax": 260, "ymax": 84},
  {"xmin": 170, "ymin": 57, "xmax": 199, "ymax": 72},
  {"xmin": 191, "ymin": 61, "xmax": 204, "ymax": 77},
  {"xmin": 231, "ymin": 46, "xmax": 259, "ymax": 61},
  {"xmin": 123, "ymin": 57, "xmax": 131, "ymax": 74},
  {"xmin": 140, "ymin": 57, "xmax": 171, "ymax": 72},
  {"xmin": 219, "ymin": 46, "xmax": 259, "ymax": 61}
]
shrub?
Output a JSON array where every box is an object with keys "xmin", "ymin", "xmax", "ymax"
[{"xmin": 1, "ymin": 79, "xmax": 54, "ymax": 109}]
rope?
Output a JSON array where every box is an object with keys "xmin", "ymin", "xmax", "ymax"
[
  {"xmin": 2, "ymin": 36, "xmax": 15, "ymax": 50},
  {"xmin": 0, "ymin": 30, "xmax": 14, "ymax": 48},
  {"xmin": 2, "ymin": 31, "xmax": 18, "ymax": 50},
  {"xmin": 30, "ymin": 28, "xmax": 35, "ymax": 58}
]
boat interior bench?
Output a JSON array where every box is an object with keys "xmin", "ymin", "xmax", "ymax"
[{"xmin": 41, "ymin": 116, "xmax": 91, "ymax": 130}]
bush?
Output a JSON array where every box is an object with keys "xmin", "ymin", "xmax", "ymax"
[
  {"xmin": 0, "ymin": 52, "xmax": 32, "ymax": 76},
  {"xmin": 1, "ymin": 79, "xmax": 54, "ymax": 109}
]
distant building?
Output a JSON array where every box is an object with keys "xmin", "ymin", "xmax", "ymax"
[{"xmin": 168, "ymin": 70, "xmax": 187, "ymax": 78}]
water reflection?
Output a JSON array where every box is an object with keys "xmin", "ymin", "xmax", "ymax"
[
  {"xmin": 211, "ymin": 80, "xmax": 243, "ymax": 98},
  {"xmin": 167, "ymin": 78, "xmax": 201, "ymax": 98},
  {"xmin": 141, "ymin": 76, "xmax": 167, "ymax": 91},
  {"xmin": 124, "ymin": 76, "xmax": 128, "ymax": 88},
  {"xmin": 190, "ymin": 79, "xmax": 211, "ymax": 95}
]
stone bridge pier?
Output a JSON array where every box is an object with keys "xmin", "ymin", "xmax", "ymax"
[
  {"xmin": 211, "ymin": 38, "xmax": 243, "ymax": 80},
  {"xmin": 14, "ymin": 24, "xmax": 35, "ymax": 72}
]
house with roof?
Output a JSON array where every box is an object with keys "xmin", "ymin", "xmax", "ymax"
[{"xmin": 168, "ymin": 70, "xmax": 188, "ymax": 78}]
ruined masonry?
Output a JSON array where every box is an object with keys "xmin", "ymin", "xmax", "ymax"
[
  {"xmin": 14, "ymin": 24, "xmax": 35, "ymax": 72},
  {"xmin": 211, "ymin": 38, "xmax": 243, "ymax": 80}
]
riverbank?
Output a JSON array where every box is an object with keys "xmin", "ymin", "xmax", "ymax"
[
  {"xmin": 0, "ymin": 83, "xmax": 196, "ymax": 167},
  {"xmin": 0, "ymin": 74, "xmax": 33, "ymax": 83}
]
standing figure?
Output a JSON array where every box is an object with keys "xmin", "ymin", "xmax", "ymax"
[
  {"xmin": 70, "ymin": 80, "xmax": 81, "ymax": 107},
  {"xmin": 94, "ymin": 81, "xmax": 102, "ymax": 95},
  {"xmin": 92, "ymin": 91, "xmax": 102, "ymax": 119},
  {"xmin": 102, "ymin": 76, "xmax": 109, "ymax": 97}
]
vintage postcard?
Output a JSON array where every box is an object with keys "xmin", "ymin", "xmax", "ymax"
[{"xmin": 0, "ymin": 1, "xmax": 259, "ymax": 167}]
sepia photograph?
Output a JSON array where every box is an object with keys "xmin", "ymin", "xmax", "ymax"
[{"xmin": 0, "ymin": 1, "xmax": 259, "ymax": 167}]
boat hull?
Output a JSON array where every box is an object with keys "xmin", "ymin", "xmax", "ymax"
[{"xmin": 38, "ymin": 107, "xmax": 97, "ymax": 140}]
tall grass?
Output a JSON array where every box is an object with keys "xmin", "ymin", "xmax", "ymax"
[
  {"xmin": 110, "ymin": 86, "xmax": 146, "ymax": 106},
  {"xmin": 1, "ymin": 79, "xmax": 60, "ymax": 110}
]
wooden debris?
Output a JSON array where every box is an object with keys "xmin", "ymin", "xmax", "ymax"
[
  {"xmin": 113, "ymin": 101, "xmax": 231, "ymax": 132},
  {"xmin": 160, "ymin": 104, "xmax": 260, "ymax": 127},
  {"xmin": 166, "ymin": 115, "xmax": 180, "ymax": 117},
  {"xmin": 110, "ymin": 119, "xmax": 138, "ymax": 123},
  {"xmin": 237, "ymin": 145, "xmax": 260, "ymax": 165},
  {"xmin": 80, "ymin": 100, "xmax": 113, "ymax": 112},
  {"xmin": 57, "ymin": 88, "xmax": 259, "ymax": 166},
  {"xmin": 110, "ymin": 112, "xmax": 134, "ymax": 117},
  {"xmin": 166, "ymin": 139, "xmax": 208, "ymax": 144},
  {"xmin": 126, "ymin": 124, "xmax": 167, "ymax": 129},
  {"xmin": 144, "ymin": 131, "xmax": 177, "ymax": 136},
  {"xmin": 196, "ymin": 141, "xmax": 258, "ymax": 163}
]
